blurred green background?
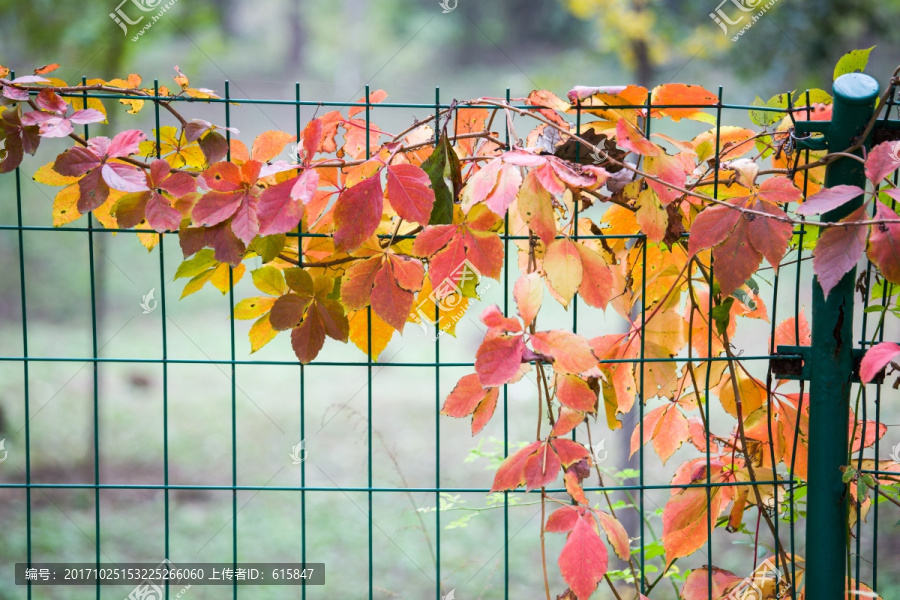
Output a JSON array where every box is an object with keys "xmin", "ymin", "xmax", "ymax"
[{"xmin": 1, "ymin": 0, "xmax": 900, "ymax": 598}]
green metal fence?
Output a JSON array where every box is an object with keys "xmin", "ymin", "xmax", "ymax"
[{"xmin": 0, "ymin": 72, "xmax": 897, "ymax": 600}]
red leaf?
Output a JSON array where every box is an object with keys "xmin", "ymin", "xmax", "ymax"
[
  {"xmin": 557, "ymin": 374, "xmax": 597, "ymax": 412},
  {"xmin": 412, "ymin": 224, "xmax": 456, "ymax": 258},
  {"xmin": 551, "ymin": 438, "xmax": 590, "ymax": 467},
  {"xmin": 471, "ymin": 387, "xmax": 498, "ymax": 434},
  {"xmin": 531, "ymin": 330, "xmax": 597, "ymax": 375},
  {"xmin": 558, "ymin": 515, "xmax": 608, "ymax": 600},
  {"xmin": 756, "ymin": 175, "xmax": 801, "ymax": 204},
  {"xmin": 333, "ymin": 173, "xmax": 384, "ymax": 252},
  {"xmin": 860, "ymin": 342, "xmax": 900, "ymax": 383},
  {"xmin": 796, "ymin": 184, "xmax": 865, "ymax": 216},
  {"xmin": 370, "ymin": 255, "xmax": 424, "ymax": 332},
  {"xmin": 481, "ymin": 304, "xmax": 523, "ymax": 333},
  {"xmin": 192, "ymin": 189, "xmax": 245, "ymax": 227},
  {"xmin": 712, "ymin": 218, "xmax": 761, "ymax": 297},
  {"xmin": 475, "ymin": 331, "xmax": 527, "ymax": 387},
  {"xmin": 867, "ymin": 203, "xmax": 900, "ymax": 284},
  {"xmin": 270, "ymin": 293, "xmax": 313, "ymax": 330},
  {"xmin": 145, "ymin": 191, "xmax": 182, "ymax": 232},
  {"xmin": 53, "ymin": 146, "xmax": 100, "ymax": 177},
  {"xmin": 546, "ymin": 505, "xmax": 581, "ymax": 533},
  {"xmin": 652, "ymin": 404, "xmax": 691, "ymax": 465},
  {"xmin": 524, "ymin": 442, "xmax": 561, "ymax": 490},
  {"xmin": 290, "ymin": 310, "xmax": 326, "ymax": 364},
  {"xmin": 386, "ymin": 163, "xmax": 435, "ymax": 225},
  {"xmin": 812, "ymin": 206, "xmax": 867, "ymax": 297},
  {"xmin": 442, "ymin": 373, "xmax": 488, "ymax": 417},
  {"xmin": 687, "ymin": 204, "xmax": 740, "ymax": 256},
  {"xmin": 77, "ymin": 169, "xmax": 110, "ymax": 213},
  {"xmin": 865, "ymin": 140, "xmax": 900, "ymax": 184},
  {"xmin": 551, "ymin": 407, "xmax": 586, "ymax": 437},
  {"xmin": 340, "ymin": 256, "xmax": 383, "ymax": 311},
  {"xmin": 258, "ymin": 175, "xmax": 307, "ymax": 236},
  {"xmin": 301, "ymin": 118, "xmax": 323, "ymax": 164},
  {"xmin": 746, "ymin": 197, "xmax": 792, "ymax": 272},
  {"xmin": 200, "ymin": 161, "xmax": 243, "ymax": 192},
  {"xmin": 491, "ymin": 441, "xmax": 542, "ymax": 491}
]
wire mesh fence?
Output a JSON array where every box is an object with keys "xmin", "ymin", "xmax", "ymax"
[{"xmin": 0, "ymin": 75, "xmax": 897, "ymax": 600}]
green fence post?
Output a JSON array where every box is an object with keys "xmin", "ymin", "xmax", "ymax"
[{"xmin": 795, "ymin": 73, "xmax": 879, "ymax": 599}]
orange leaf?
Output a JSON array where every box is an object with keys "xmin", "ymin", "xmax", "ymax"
[
  {"xmin": 557, "ymin": 374, "xmax": 597, "ymax": 412},
  {"xmin": 251, "ymin": 130, "xmax": 296, "ymax": 163},
  {"xmin": 531, "ymin": 330, "xmax": 597, "ymax": 375}
]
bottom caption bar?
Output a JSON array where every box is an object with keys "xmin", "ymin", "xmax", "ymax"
[{"xmin": 16, "ymin": 562, "xmax": 325, "ymax": 585}]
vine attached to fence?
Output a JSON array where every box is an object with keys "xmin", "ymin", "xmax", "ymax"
[{"xmin": 2, "ymin": 49, "xmax": 899, "ymax": 599}]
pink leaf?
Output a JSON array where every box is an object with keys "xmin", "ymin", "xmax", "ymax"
[
  {"xmin": 101, "ymin": 162, "xmax": 148, "ymax": 192},
  {"xmin": 795, "ymin": 185, "xmax": 865, "ymax": 216},
  {"xmin": 865, "ymin": 141, "xmax": 900, "ymax": 184},
  {"xmin": 107, "ymin": 129, "xmax": 146, "ymax": 158},
  {"xmin": 860, "ymin": 342, "xmax": 900, "ymax": 384}
]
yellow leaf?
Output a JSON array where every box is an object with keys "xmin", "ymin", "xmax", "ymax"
[
  {"xmin": 249, "ymin": 314, "xmax": 278, "ymax": 353},
  {"xmin": 210, "ymin": 262, "xmax": 245, "ymax": 294},
  {"xmin": 182, "ymin": 269, "xmax": 215, "ymax": 298},
  {"xmin": 717, "ymin": 370, "xmax": 766, "ymax": 419},
  {"xmin": 92, "ymin": 190, "xmax": 123, "ymax": 229},
  {"xmin": 137, "ymin": 231, "xmax": 160, "ymax": 251},
  {"xmin": 349, "ymin": 309, "xmax": 395, "ymax": 361},
  {"xmin": 235, "ymin": 296, "xmax": 276, "ymax": 320},
  {"xmin": 408, "ymin": 275, "xmax": 470, "ymax": 338},
  {"xmin": 251, "ymin": 266, "xmax": 286, "ymax": 296},
  {"xmin": 53, "ymin": 184, "xmax": 81, "ymax": 226},
  {"xmin": 34, "ymin": 162, "xmax": 79, "ymax": 186}
]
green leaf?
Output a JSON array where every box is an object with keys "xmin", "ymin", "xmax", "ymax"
[
  {"xmin": 793, "ymin": 88, "xmax": 833, "ymax": 106},
  {"xmin": 833, "ymin": 47, "xmax": 875, "ymax": 81},
  {"xmin": 174, "ymin": 248, "xmax": 217, "ymax": 280},
  {"xmin": 421, "ymin": 132, "xmax": 460, "ymax": 225},
  {"xmin": 252, "ymin": 266, "xmax": 286, "ymax": 296},
  {"xmin": 712, "ymin": 297, "xmax": 735, "ymax": 336},
  {"xmin": 250, "ymin": 234, "xmax": 286, "ymax": 263}
]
